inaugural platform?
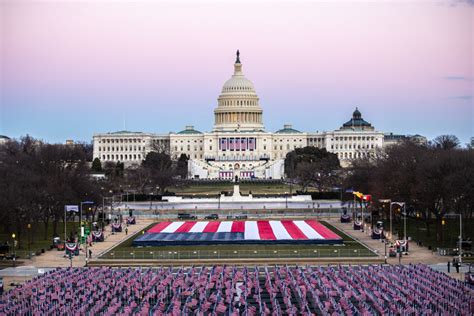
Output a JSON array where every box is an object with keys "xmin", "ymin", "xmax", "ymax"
[{"xmin": 133, "ymin": 220, "xmax": 342, "ymax": 246}]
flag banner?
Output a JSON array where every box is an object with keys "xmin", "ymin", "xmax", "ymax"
[
  {"xmin": 111, "ymin": 222, "xmax": 122, "ymax": 232},
  {"xmin": 242, "ymin": 138, "xmax": 247, "ymax": 150},
  {"xmin": 65, "ymin": 242, "xmax": 78, "ymax": 251},
  {"xmin": 223, "ymin": 138, "xmax": 227, "ymax": 150},
  {"xmin": 353, "ymin": 192, "xmax": 364, "ymax": 199},
  {"xmin": 235, "ymin": 137, "xmax": 240, "ymax": 151},
  {"xmin": 340, "ymin": 214, "xmax": 351, "ymax": 223},
  {"xmin": 65, "ymin": 205, "xmax": 79, "ymax": 213},
  {"xmin": 353, "ymin": 220, "xmax": 362, "ymax": 230},
  {"xmin": 372, "ymin": 228, "xmax": 383, "ymax": 239},
  {"xmin": 65, "ymin": 242, "xmax": 79, "ymax": 256},
  {"xmin": 127, "ymin": 216, "xmax": 136, "ymax": 225},
  {"xmin": 133, "ymin": 220, "xmax": 342, "ymax": 246},
  {"xmin": 229, "ymin": 138, "xmax": 234, "ymax": 151},
  {"xmin": 248, "ymin": 138, "xmax": 254, "ymax": 151},
  {"xmin": 92, "ymin": 231, "xmax": 104, "ymax": 242}
]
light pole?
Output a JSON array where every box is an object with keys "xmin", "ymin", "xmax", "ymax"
[
  {"xmin": 27, "ymin": 224, "xmax": 31, "ymax": 259},
  {"xmin": 64, "ymin": 207, "xmax": 67, "ymax": 242},
  {"xmin": 403, "ymin": 203, "xmax": 407, "ymax": 243},
  {"xmin": 149, "ymin": 193, "xmax": 153, "ymax": 210},
  {"xmin": 80, "ymin": 201, "xmax": 94, "ymax": 241},
  {"xmin": 389, "ymin": 201, "xmax": 405, "ymax": 241},
  {"xmin": 459, "ymin": 212, "xmax": 463, "ymax": 264},
  {"xmin": 389, "ymin": 202, "xmax": 393, "ymax": 240},
  {"xmin": 11, "ymin": 233, "xmax": 16, "ymax": 267}
]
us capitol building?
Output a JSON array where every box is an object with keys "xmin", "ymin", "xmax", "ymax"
[{"xmin": 93, "ymin": 51, "xmax": 425, "ymax": 179}]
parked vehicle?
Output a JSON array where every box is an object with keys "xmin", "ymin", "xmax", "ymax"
[
  {"xmin": 204, "ymin": 214, "xmax": 219, "ymax": 220},
  {"xmin": 177, "ymin": 213, "xmax": 197, "ymax": 220}
]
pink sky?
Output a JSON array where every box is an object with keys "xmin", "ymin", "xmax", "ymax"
[{"xmin": 1, "ymin": 0, "xmax": 473, "ymax": 143}]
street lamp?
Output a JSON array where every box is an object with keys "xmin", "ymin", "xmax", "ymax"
[
  {"xmin": 27, "ymin": 224, "xmax": 31, "ymax": 259},
  {"xmin": 80, "ymin": 201, "xmax": 94, "ymax": 240},
  {"xmin": 459, "ymin": 213, "xmax": 463, "ymax": 264},
  {"xmin": 389, "ymin": 201, "xmax": 405, "ymax": 241},
  {"xmin": 11, "ymin": 233, "xmax": 16, "ymax": 267}
]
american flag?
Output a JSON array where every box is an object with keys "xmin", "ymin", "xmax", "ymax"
[
  {"xmin": 223, "ymin": 138, "xmax": 228, "ymax": 150},
  {"xmin": 248, "ymin": 138, "xmax": 255, "ymax": 150}
]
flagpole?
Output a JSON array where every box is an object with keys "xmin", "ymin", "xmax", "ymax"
[{"xmin": 64, "ymin": 206, "xmax": 67, "ymax": 243}]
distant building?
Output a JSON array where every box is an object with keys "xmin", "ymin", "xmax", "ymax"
[
  {"xmin": 308, "ymin": 108, "xmax": 384, "ymax": 167},
  {"xmin": 384, "ymin": 133, "xmax": 427, "ymax": 147},
  {"xmin": 0, "ymin": 135, "xmax": 10, "ymax": 145},
  {"xmin": 92, "ymin": 131, "xmax": 169, "ymax": 167},
  {"xmin": 92, "ymin": 51, "xmax": 425, "ymax": 178}
]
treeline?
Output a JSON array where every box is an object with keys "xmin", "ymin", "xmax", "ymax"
[
  {"xmin": 91, "ymin": 152, "xmax": 189, "ymax": 195},
  {"xmin": 284, "ymin": 147, "xmax": 341, "ymax": 192},
  {"xmin": 345, "ymin": 135, "xmax": 474, "ymax": 241},
  {"xmin": 0, "ymin": 136, "xmax": 101, "ymax": 248},
  {"xmin": 0, "ymin": 136, "xmax": 189, "ymax": 248}
]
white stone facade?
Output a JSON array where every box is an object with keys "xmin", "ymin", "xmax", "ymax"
[
  {"xmin": 92, "ymin": 131, "xmax": 169, "ymax": 167},
  {"xmin": 92, "ymin": 52, "xmax": 419, "ymax": 178}
]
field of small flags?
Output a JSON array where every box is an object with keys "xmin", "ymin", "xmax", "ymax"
[{"xmin": 1, "ymin": 264, "xmax": 473, "ymax": 315}]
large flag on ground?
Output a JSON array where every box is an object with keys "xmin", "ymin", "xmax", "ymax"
[{"xmin": 133, "ymin": 220, "xmax": 342, "ymax": 246}]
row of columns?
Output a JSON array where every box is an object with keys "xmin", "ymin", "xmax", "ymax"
[
  {"xmin": 215, "ymin": 112, "xmax": 262, "ymax": 124},
  {"xmin": 220, "ymin": 99, "xmax": 258, "ymax": 107}
]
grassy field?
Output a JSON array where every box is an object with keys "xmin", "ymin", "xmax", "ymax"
[
  {"xmin": 0, "ymin": 221, "xmax": 95, "ymax": 259},
  {"xmin": 100, "ymin": 221, "xmax": 377, "ymax": 260},
  {"xmin": 170, "ymin": 182, "xmax": 308, "ymax": 195},
  {"xmin": 385, "ymin": 217, "xmax": 474, "ymax": 250}
]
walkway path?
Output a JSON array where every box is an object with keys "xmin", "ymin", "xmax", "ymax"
[
  {"xmin": 16, "ymin": 219, "xmax": 154, "ymax": 268},
  {"xmin": 327, "ymin": 218, "xmax": 469, "ymax": 280}
]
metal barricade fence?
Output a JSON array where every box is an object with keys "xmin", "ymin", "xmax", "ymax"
[{"xmin": 104, "ymin": 247, "xmax": 375, "ymax": 260}]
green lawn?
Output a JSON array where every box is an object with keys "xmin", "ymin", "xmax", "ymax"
[
  {"xmin": 384, "ymin": 217, "xmax": 473, "ymax": 250},
  {"xmin": 170, "ymin": 182, "xmax": 307, "ymax": 195},
  {"xmin": 100, "ymin": 221, "xmax": 377, "ymax": 260},
  {"xmin": 0, "ymin": 221, "xmax": 96, "ymax": 259}
]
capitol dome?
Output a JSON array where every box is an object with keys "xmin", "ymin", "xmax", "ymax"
[
  {"xmin": 221, "ymin": 72, "xmax": 256, "ymax": 93},
  {"xmin": 213, "ymin": 51, "xmax": 264, "ymax": 132}
]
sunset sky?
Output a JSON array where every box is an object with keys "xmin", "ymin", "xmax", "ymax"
[{"xmin": 1, "ymin": 0, "xmax": 473, "ymax": 144}]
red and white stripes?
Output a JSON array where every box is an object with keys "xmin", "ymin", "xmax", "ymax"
[{"xmin": 147, "ymin": 220, "xmax": 341, "ymax": 241}]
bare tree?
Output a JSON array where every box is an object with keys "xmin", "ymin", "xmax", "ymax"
[{"xmin": 432, "ymin": 135, "xmax": 460, "ymax": 150}]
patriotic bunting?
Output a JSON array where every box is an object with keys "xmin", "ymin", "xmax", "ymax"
[{"xmin": 91, "ymin": 231, "xmax": 104, "ymax": 242}]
